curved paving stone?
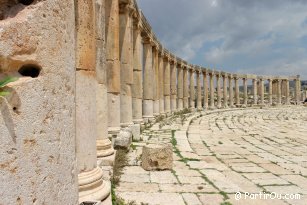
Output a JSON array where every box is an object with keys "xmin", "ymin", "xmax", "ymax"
[{"xmin": 115, "ymin": 107, "xmax": 307, "ymax": 205}]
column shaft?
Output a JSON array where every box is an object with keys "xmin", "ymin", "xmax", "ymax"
[
  {"xmin": 142, "ymin": 41, "xmax": 154, "ymax": 120},
  {"xmin": 260, "ymin": 79, "xmax": 264, "ymax": 105},
  {"xmin": 197, "ymin": 71, "xmax": 202, "ymax": 109},
  {"xmin": 153, "ymin": 48, "xmax": 160, "ymax": 116},
  {"xmin": 170, "ymin": 62, "xmax": 177, "ymax": 111},
  {"xmin": 209, "ymin": 73, "xmax": 215, "ymax": 109},
  {"xmin": 96, "ymin": 0, "xmax": 114, "ymax": 157},
  {"xmin": 285, "ymin": 80, "xmax": 290, "ymax": 105},
  {"xmin": 268, "ymin": 79, "xmax": 273, "ymax": 105},
  {"xmin": 203, "ymin": 72, "xmax": 209, "ymax": 108},
  {"xmin": 223, "ymin": 75, "xmax": 228, "ymax": 108},
  {"xmin": 164, "ymin": 58, "xmax": 171, "ymax": 113},
  {"xmin": 235, "ymin": 77, "xmax": 240, "ymax": 105},
  {"xmin": 132, "ymin": 22, "xmax": 143, "ymax": 123},
  {"xmin": 229, "ymin": 76, "xmax": 234, "ymax": 107},
  {"xmin": 158, "ymin": 54, "xmax": 165, "ymax": 114},
  {"xmin": 106, "ymin": 0, "xmax": 121, "ymax": 135},
  {"xmin": 243, "ymin": 78, "xmax": 248, "ymax": 106},
  {"xmin": 216, "ymin": 74, "xmax": 221, "ymax": 108},
  {"xmin": 119, "ymin": 4, "xmax": 133, "ymax": 127},
  {"xmin": 77, "ymin": 0, "xmax": 110, "ymax": 202},
  {"xmin": 183, "ymin": 68, "xmax": 189, "ymax": 109},
  {"xmin": 190, "ymin": 70, "xmax": 195, "ymax": 108},
  {"xmin": 177, "ymin": 66, "xmax": 184, "ymax": 110},
  {"xmin": 253, "ymin": 79, "xmax": 258, "ymax": 105},
  {"xmin": 277, "ymin": 79, "xmax": 282, "ymax": 105}
]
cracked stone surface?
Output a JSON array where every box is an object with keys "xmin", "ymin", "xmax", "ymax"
[{"xmin": 115, "ymin": 107, "xmax": 307, "ymax": 205}]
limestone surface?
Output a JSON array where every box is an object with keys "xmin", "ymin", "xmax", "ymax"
[{"xmin": 141, "ymin": 143, "xmax": 173, "ymax": 171}]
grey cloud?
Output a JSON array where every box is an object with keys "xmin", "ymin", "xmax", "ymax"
[{"xmin": 137, "ymin": 0, "xmax": 307, "ymax": 79}]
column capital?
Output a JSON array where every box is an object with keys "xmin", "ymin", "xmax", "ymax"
[
  {"xmin": 119, "ymin": 0, "xmax": 135, "ymax": 15},
  {"xmin": 215, "ymin": 71, "xmax": 221, "ymax": 77}
]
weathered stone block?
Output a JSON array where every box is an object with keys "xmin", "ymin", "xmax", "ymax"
[
  {"xmin": 114, "ymin": 128, "xmax": 132, "ymax": 149},
  {"xmin": 129, "ymin": 124, "xmax": 141, "ymax": 141},
  {"xmin": 141, "ymin": 143, "xmax": 173, "ymax": 171}
]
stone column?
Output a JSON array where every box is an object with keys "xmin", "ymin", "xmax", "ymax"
[
  {"xmin": 177, "ymin": 64, "xmax": 184, "ymax": 110},
  {"xmin": 189, "ymin": 68, "xmax": 195, "ymax": 109},
  {"xmin": 153, "ymin": 47, "xmax": 160, "ymax": 116},
  {"xmin": 164, "ymin": 56, "xmax": 171, "ymax": 113},
  {"xmin": 142, "ymin": 38, "xmax": 154, "ymax": 121},
  {"xmin": 268, "ymin": 79, "xmax": 273, "ymax": 105},
  {"xmin": 216, "ymin": 72, "xmax": 222, "ymax": 108},
  {"xmin": 197, "ymin": 70, "xmax": 202, "ymax": 109},
  {"xmin": 277, "ymin": 79, "xmax": 282, "ymax": 105},
  {"xmin": 295, "ymin": 76, "xmax": 301, "ymax": 105},
  {"xmin": 259, "ymin": 78, "xmax": 264, "ymax": 105},
  {"xmin": 252, "ymin": 78, "xmax": 258, "ymax": 105},
  {"xmin": 106, "ymin": 0, "xmax": 121, "ymax": 136},
  {"xmin": 76, "ymin": 0, "xmax": 110, "ymax": 202},
  {"xmin": 96, "ymin": 0, "xmax": 114, "ymax": 158},
  {"xmin": 229, "ymin": 74, "xmax": 234, "ymax": 107},
  {"xmin": 132, "ymin": 19, "xmax": 143, "ymax": 123},
  {"xmin": 170, "ymin": 60, "xmax": 177, "ymax": 112},
  {"xmin": 285, "ymin": 79, "xmax": 290, "ymax": 105},
  {"xmin": 209, "ymin": 72, "xmax": 215, "ymax": 109},
  {"xmin": 158, "ymin": 51, "xmax": 165, "ymax": 114},
  {"xmin": 243, "ymin": 77, "xmax": 248, "ymax": 106},
  {"xmin": 222, "ymin": 74, "xmax": 228, "ymax": 108},
  {"xmin": 234, "ymin": 76, "xmax": 240, "ymax": 106},
  {"xmin": 203, "ymin": 70, "xmax": 209, "ymax": 109},
  {"xmin": 119, "ymin": 1, "xmax": 134, "ymax": 127},
  {"xmin": 183, "ymin": 66, "xmax": 189, "ymax": 109}
]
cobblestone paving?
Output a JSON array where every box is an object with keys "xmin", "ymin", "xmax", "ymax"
[{"xmin": 115, "ymin": 107, "xmax": 307, "ymax": 205}]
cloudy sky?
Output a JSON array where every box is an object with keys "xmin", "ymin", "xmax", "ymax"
[{"xmin": 137, "ymin": 0, "xmax": 307, "ymax": 79}]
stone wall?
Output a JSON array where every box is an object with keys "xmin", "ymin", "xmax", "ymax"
[{"xmin": 0, "ymin": 0, "xmax": 304, "ymax": 204}]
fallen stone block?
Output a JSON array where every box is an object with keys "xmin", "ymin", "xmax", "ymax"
[
  {"xmin": 114, "ymin": 128, "xmax": 132, "ymax": 149},
  {"xmin": 141, "ymin": 143, "xmax": 173, "ymax": 171}
]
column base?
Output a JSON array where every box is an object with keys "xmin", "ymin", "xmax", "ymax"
[
  {"xmin": 143, "ymin": 116, "xmax": 155, "ymax": 123},
  {"xmin": 78, "ymin": 167, "xmax": 111, "ymax": 203},
  {"xmin": 120, "ymin": 122, "xmax": 134, "ymax": 128},
  {"xmin": 133, "ymin": 118, "xmax": 144, "ymax": 124},
  {"xmin": 108, "ymin": 126, "xmax": 120, "ymax": 136},
  {"xmin": 97, "ymin": 139, "xmax": 114, "ymax": 158}
]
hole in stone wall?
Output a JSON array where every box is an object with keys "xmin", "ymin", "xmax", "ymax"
[
  {"xmin": 18, "ymin": 64, "xmax": 41, "ymax": 78},
  {"xmin": 18, "ymin": 0, "xmax": 34, "ymax": 5}
]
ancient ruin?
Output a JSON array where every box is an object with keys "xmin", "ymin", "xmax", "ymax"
[{"xmin": 0, "ymin": 0, "xmax": 306, "ymax": 205}]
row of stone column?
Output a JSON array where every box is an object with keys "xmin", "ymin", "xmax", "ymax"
[
  {"xmin": 75, "ymin": 0, "xmax": 303, "ymax": 203},
  {"xmin": 106, "ymin": 0, "xmax": 303, "ymax": 140}
]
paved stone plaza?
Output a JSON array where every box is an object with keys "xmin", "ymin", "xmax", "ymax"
[{"xmin": 115, "ymin": 107, "xmax": 307, "ymax": 205}]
